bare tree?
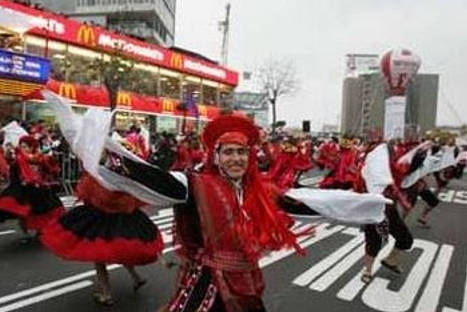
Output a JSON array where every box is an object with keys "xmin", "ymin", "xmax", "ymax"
[{"xmin": 258, "ymin": 59, "xmax": 298, "ymax": 133}]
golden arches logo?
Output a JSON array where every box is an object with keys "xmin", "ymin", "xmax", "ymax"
[
  {"xmin": 169, "ymin": 52, "xmax": 183, "ymax": 69},
  {"xmin": 117, "ymin": 92, "xmax": 132, "ymax": 106},
  {"xmin": 198, "ymin": 105, "xmax": 208, "ymax": 117},
  {"xmin": 58, "ymin": 83, "xmax": 77, "ymax": 99},
  {"xmin": 162, "ymin": 99, "xmax": 175, "ymax": 112},
  {"xmin": 77, "ymin": 25, "xmax": 96, "ymax": 46}
]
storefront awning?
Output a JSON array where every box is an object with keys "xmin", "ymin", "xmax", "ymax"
[{"xmin": 25, "ymin": 79, "xmax": 234, "ymax": 120}]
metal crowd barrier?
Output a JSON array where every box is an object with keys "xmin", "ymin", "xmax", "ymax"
[{"xmin": 56, "ymin": 151, "xmax": 82, "ymax": 196}]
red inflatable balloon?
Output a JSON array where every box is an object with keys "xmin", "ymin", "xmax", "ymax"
[{"xmin": 380, "ymin": 49, "xmax": 421, "ymax": 96}]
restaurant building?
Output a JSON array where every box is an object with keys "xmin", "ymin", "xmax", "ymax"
[{"xmin": 0, "ymin": 0, "xmax": 239, "ymax": 133}]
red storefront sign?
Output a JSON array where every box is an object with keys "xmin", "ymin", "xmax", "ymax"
[
  {"xmin": 26, "ymin": 79, "xmax": 224, "ymax": 119},
  {"xmin": 0, "ymin": 0, "xmax": 238, "ymax": 86}
]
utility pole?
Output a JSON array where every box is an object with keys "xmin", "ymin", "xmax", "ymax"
[{"xmin": 219, "ymin": 3, "xmax": 231, "ymax": 66}]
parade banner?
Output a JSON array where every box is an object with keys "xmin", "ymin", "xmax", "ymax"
[
  {"xmin": 383, "ymin": 96, "xmax": 406, "ymax": 139},
  {"xmin": 0, "ymin": 0, "xmax": 238, "ymax": 86}
]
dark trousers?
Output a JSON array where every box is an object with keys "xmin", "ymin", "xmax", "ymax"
[{"xmin": 365, "ymin": 204, "xmax": 413, "ymax": 258}]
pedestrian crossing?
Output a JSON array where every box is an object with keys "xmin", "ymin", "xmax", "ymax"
[{"xmin": 0, "ymin": 206, "xmax": 466, "ymax": 312}]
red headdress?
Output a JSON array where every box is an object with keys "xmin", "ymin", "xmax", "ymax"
[
  {"xmin": 16, "ymin": 135, "xmax": 42, "ymax": 184},
  {"xmin": 18, "ymin": 135, "xmax": 39, "ymax": 151},
  {"xmin": 201, "ymin": 115, "xmax": 307, "ymax": 261}
]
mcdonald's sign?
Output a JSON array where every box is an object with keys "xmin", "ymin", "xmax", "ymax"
[
  {"xmin": 198, "ymin": 105, "xmax": 208, "ymax": 117},
  {"xmin": 58, "ymin": 83, "xmax": 77, "ymax": 99},
  {"xmin": 117, "ymin": 92, "xmax": 132, "ymax": 107},
  {"xmin": 169, "ymin": 52, "xmax": 183, "ymax": 70},
  {"xmin": 162, "ymin": 98, "xmax": 175, "ymax": 112},
  {"xmin": 77, "ymin": 24, "xmax": 96, "ymax": 46}
]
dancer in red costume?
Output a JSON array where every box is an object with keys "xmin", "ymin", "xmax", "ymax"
[
  {"xmin": 356, "ymin": 138, "xmax": 414, "ymax": 284},
  {"xmin": 319, "ymin": 136, "xmax": 359, "ymax": 190},
  {"xmin": 267, "ymin": 137, "xmax": 313, "ymax": 190},
  {"xmin": 125, "ymin": 125, "xmax": 150, "ymax": 160},
  {"xmin": 0, "ymin": 135, "xmax": 64, "ymax": 242},
  {"xmin": 45, "ymin": 90, "xmax": 392, "ymax": 312},
  {"xmin": 41, "ymin": 154, "xmax": 164, "ymax": 306}
]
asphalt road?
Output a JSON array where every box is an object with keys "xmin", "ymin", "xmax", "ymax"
[{"xmin": 1, "ymin": 176, "xmax": 467, "ymax": 312}]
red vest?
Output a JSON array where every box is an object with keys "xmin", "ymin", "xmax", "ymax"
[{"xmin": 190, "ymin": 173, "xmax": 265, "ymax": 306}]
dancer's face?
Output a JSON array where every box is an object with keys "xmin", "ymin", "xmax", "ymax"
[
  {"xmin": 218, "ymin": 143, "xmax": 249, "ymax": 180},
  {"xmin": 20, "ymin": 142, "xmax": 32, "ymax": 153}
]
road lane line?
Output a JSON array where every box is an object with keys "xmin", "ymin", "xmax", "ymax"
[
  {"xmin": 293, "ymin": 228, "xmax": 363, "ymax": 287},
  {"xmin": 260, "ymin": 223, "xmax": 344, "ymax": 268},
  {"xmin": 0, "ymin": 281, "xmax": 93, "ymax": 312},
  {"xmin": 309, "ymin": 244, "xmax": 365, "ymax": 291},
  {"xmin": 416, "ymin": 245, "xmax": 454, "ymax": 312},
  {"xmin": 0, "ymin": 219, "xmax": 318, "ymax": 310},
  {"xmin": 336, "ymin": 238, "xmax": 395, "ymax": 301},
  {"xmin": 0, "ymin": 236, "xmax": 171, "ymax": 306},
  {"xmin": 0, "ymin": 230, "xmax": 15, "ymax": 236}
]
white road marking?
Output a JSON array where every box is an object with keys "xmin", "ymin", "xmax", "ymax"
[
  {"xmin": 260, "ymin": 223, "xmax": 344, "ymax": 268},
  {"xmin": 293, "ymin": 227, "xmax": 363, "ymax": 287},
  {"xmin": 415, "ymin": 245, "xmax": 454, "ymax": 312},
  {"xmin": 309, "ymin": 234, "xmax": 366, "ymax": 291},
  {"xmin": 0, "ymin": 212, "xmax": 173, "ymax": 307},
  {"xmin": 0, "ymin": 230, "xmax": 15, "ymax": 236},
  {"xmin": 0, "ymin": 219, "xmax": 319, "ymax": 310},
  {"xmin": 0, "ymin": 281, "xmax": 93, "ymax": 312},
  {"xmin": 361, "ymin": 239, "xmax": 439, "ymax": 312},
  {"xmin": 336, "ymin": 238, "xmax": 395, "ymax": 301}
]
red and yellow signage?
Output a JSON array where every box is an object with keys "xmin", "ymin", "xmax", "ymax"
[
  {"xmin": 58, "ymin": 82, "xmax": 77, "ymax": 100},
  {"xmin": 0, "ymin": 0, "xmax": 238, "ymax": 86},
  {"xmin": 198, "ymin": 105, "xmax": 208, "ymax": 118},
  {"xmin": 30, "ymin": 79, "xmax": 230, "ymax": 120},
  {"xmin": 169, "ymin": 52, "xmax": 183, "ymax": 70},
  {"xmin": 161, "ymin": 98, "xmax": 176, "ymax": 113},
  {"xmin": 77, "ymin": 24, "xmax": 96, "ymax": 46},
  {"xmin": 116, "ymin": 91, "xmax": 132, "ymax": 107}
]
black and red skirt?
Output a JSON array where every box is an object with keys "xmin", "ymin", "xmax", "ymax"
[
  {"xmin": 0, "ymin": 182, "xmax": 65, "ymax": 230},
  {"xmin": 40, "ymin": 205, "xmax": 164, "ymax": 266}
]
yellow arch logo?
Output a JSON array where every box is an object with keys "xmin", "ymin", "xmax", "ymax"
[
  {"xmin": 58, "ymin": 83, "xmax": 77, "ymax": 100},
  {"xmin": 162, "ymin": 98, "xmax": 175, "ymax": 112},
  {"xmin": 169, "ymin": 52, "xmax": 183, "ymax": 69},
  {"xmin": 77, "ymin": 24, "xmax": 96, "ymax": 46},
  {"xmin": 198, "ymin": 105, "xmax": 208, "ymax": 117},
  {"xmin": 117, "ymin": 92, "xmax": 132, "ymax": 106}
]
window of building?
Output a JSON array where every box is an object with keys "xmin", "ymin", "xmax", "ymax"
[
  {"xmin": 157, "ymin": 115, "xmax": 177, "ymax": 133},
  {"xmin": 24, "ymin": 36, "xmax": 46, "ymax": 57},
  {"xmin": 66, "ymin": 45, "xmax": 103, "ymax": 84},
  {"xmin": 219, "ymin": 84, "xmax": 234, "ymax": 108},
  {"xmin": 182, "ymin": 75, "xmax": 201, "ymax": 105},
  {"xmin": 123, "ymin": 64, "xmax": 159, "ymax": 97},
  {"xmin": 201, "ymin": 80, "xmax": 219, "ymax": 106},
  {"xmin": 159, "ymin": 69, "xmax": 180, "ymax": 100}
]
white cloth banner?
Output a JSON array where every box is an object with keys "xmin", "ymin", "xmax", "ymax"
[
  {"xmin": 397, "ymin": 140, "xmax": 433, "ymax": 165},
  {"xmin": 384, "ymin": 96, "xmax": 406, "ymax": 140},
  {"xmin": 1, "ymin": 121, "xmax": 28, "ymax": 148},
  {"xmin": 401, "ymin": 146, "xmax": 458, "ymax": 189},
  {"xmin": 361, "ymin": 143, "xmax": 394, "ymax": 194},
  {"xmin": 285, "ymin": 188, "xmax": 391, "ymax": 224},
  {"xmin": 42, "ymin": 90, "xmax": 186, "ymax": 207}
]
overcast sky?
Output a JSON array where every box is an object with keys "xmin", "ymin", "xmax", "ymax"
[{"xmin": 175, "ymin": 0, "xmax": 467, "ymax": 130}]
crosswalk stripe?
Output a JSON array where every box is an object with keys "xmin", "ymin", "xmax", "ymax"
[{"xmin": 0, "ymin": 281, "xmax": 93, "ymax": 312}]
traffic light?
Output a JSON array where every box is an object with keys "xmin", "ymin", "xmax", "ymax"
[{"xmin": 302, "ymin": 120, "xmax": 310, "ymax": 133}]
